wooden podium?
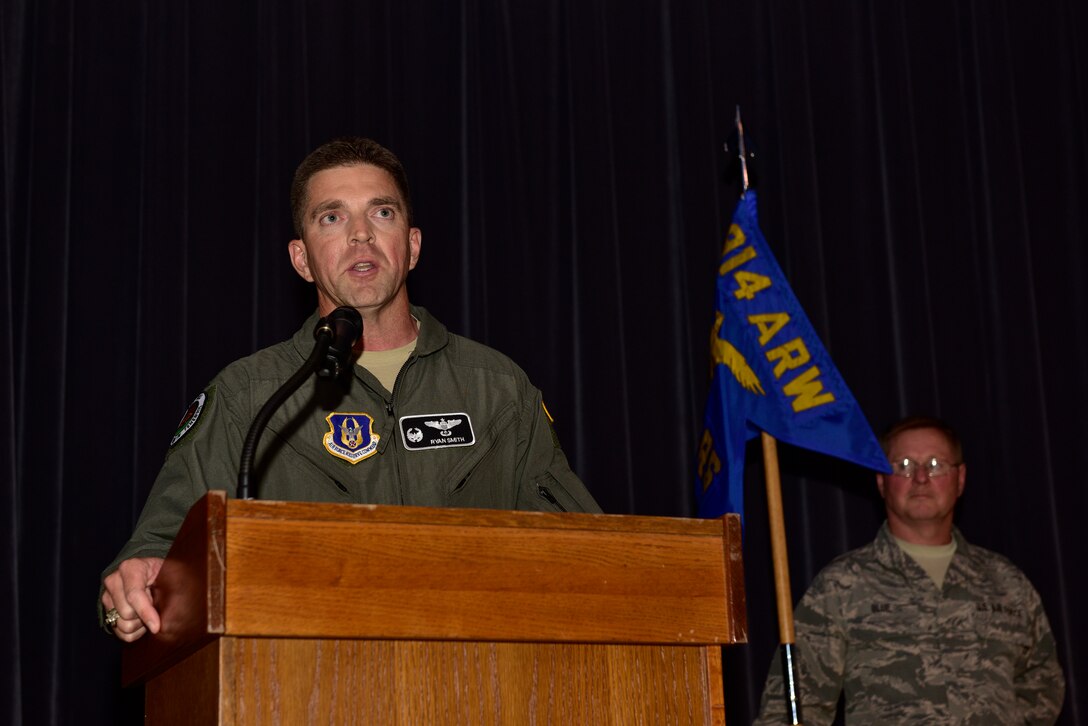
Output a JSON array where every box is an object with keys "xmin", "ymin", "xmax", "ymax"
[{"xmin": 123, "ymin": 491, "xmax": 746, "ymax": 725}]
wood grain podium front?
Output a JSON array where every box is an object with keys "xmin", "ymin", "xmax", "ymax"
[{"xmin": 122, "ymin": 491, "xmax": 747, "ymax": 725}]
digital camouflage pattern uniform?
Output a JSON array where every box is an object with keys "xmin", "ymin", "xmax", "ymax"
[
  {"xmin": 755, "ymin": 522, "xmax": 1064, "ymax": 725},
  {"xmin": 103, "ymin": 306, "xmax": 601, "ymax": 577}
]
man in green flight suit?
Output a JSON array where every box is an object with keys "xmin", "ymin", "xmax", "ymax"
[{"xmin": 101, "ymin": 138, "xmax": 601, "ymax": 642}]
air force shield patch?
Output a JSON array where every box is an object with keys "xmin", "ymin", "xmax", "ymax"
[{"xmin": 323, "ymin": 412, "xmax": 380, "ymax": 464}]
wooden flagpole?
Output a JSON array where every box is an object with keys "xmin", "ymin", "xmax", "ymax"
[{"xmin": 761, "ymin": 433, "xmax": 803, "ymax": 724}]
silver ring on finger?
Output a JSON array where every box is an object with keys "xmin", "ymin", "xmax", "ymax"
[{"xmin": 105, "ymin": 608, "xmax": 121, "ymax": 628}]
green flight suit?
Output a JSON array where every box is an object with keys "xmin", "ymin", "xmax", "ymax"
[{"xmin": 103, "ymin": 306, "xmax": 601, "ymax": 577}]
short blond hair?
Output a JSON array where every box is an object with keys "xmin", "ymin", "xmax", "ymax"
[{"xmin": 880, "ymin": 416, "xmax": 963, "ymax": 463}]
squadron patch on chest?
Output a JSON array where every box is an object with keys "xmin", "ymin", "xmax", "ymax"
[
  {"xmin": 323, "ymin": 412, "xmax": 380, "ymax": 464},
  {"xmin": 399, "ymin": 413, "xmax": 475, "ymax": 451}
]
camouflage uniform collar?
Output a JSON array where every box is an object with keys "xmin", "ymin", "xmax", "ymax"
[
  {"xmin": 876, "ymin": 520, "xmax": 972, "ymax": 585},
  {"xmin": 949, "ymin": 525, "xmax": 970, "ymax": 553},
  {"xmin": 877, "ymin": 520, "xmax": 970, "ymax": 552},
  {"xmin": 290, "ymin": 306, "xmax": 450, "ymax": 359}
]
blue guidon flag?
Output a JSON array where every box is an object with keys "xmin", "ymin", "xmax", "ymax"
[
  {"xmin": 323, "ymin": 412, "xmax": 380, "ymax": 464},
  {"xmin": 696, "ymin": 190, "xmax": 890, "ymax": 519}
]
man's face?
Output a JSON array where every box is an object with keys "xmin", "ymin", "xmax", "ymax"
[
  {"xmin": 289, "ymin": 163, "xmax": 421, "ymax": 317},
  {"xmin": 876, "ymin": 427, "xmax": 966, "ymax": 534}
]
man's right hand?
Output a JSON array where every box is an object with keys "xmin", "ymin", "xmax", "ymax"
[{"xmin": 101, "ymin": 557, "xmax": 165, "ymax": 642}]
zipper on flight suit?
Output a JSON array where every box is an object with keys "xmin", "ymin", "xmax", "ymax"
[
  {"xmin": 386, "ymin": 352, "xmax": 420, "ymax": 417},
  {"xmin": 537, "ymin": 485, "xmax": 567, "ymax": 512},
  {"xmin": 384, "ymin": 352, "xmax": 420, "ymax": 505}
]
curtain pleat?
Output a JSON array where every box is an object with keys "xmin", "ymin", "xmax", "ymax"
[{"xmin": 3, "ymin": 1, "xmax": 1085, "ymax": 723}]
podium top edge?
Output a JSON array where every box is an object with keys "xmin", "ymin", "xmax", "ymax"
[{"xmin": 205, "ymin": 491, "xmax": 738, "ymax": 537}]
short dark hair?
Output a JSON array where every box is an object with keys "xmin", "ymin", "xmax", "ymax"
[
  {"xmin": 879, "ymin": 415, "xmax": 963, "ymax": 463},
  {"xmin": 290, "ymin": 137, "xmax": 413, "ymax": 236}
]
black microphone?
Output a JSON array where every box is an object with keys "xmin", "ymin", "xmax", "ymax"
[
  {"xmin": 236, "ymin": 306, "xmax": 364, "ymax": 499},
  {"xmin": 315, "ymin": 306, "xmax": 363, "ymax": 379}
]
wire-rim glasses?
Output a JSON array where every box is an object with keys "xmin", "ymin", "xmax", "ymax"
[{"xmin": 888, "ymin": 456, "xmax": 961, "ymax": 479}]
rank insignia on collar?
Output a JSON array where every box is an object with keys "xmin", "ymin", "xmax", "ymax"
[
  {"xmin": 323, "ymin": 412, "xmax": 380, "ymax": 464},
  {"xmin": 399, "ymin": 412, "xmax": 475, "ymax": 451}
]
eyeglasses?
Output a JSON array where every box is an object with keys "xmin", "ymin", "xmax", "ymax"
[{"xmin": 888, "ymin": 456, "xmax": 960, "ymax": 479}]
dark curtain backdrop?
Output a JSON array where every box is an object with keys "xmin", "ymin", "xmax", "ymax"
[{"xmin": 3, "ymin": 0, "xmax": 1086, "ymax": 723}]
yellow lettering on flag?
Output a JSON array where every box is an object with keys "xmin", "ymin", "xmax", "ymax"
[
  {"xmin": 719, "ymin": 246, "xmax": 756, "ymax": 276},
  {"xmin": 697, "ymin": 429, "xmax": 722, "ymax": 492},
  {"xmin": 765, "ymin": 337, "xmax": 811, "ymax": 379},
  {"xmin": 748, "ymin": 312, "xmax": 790, "ymax": 345},
  {"xmin": 722, "ymin": 223, "xmax": 746, "ymax": 254},
  {"xmin": 783, "ymin": 366, "xmax": 836, "ymax": 412},
  {"xmin": 733, "ymin": 270, "xmax": 772, "ymax": 301}
]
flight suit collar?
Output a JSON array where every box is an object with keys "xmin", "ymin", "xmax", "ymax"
[{"xmin": 289, "ymin": 305, "xmax": 451, "ymax": 360}]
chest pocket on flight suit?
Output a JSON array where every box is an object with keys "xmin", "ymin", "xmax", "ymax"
[{"xmin": 443, "ymin": 403, "xmax": 518, "ymax": 508}]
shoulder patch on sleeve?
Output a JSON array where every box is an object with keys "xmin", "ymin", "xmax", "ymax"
[
  {"xmin": 542, "ymin": 400, "xmax": 562, "ymax": 449},
  {"xmin": 170, "ymin": 386, "xmax": 215, "ymax": 447}
]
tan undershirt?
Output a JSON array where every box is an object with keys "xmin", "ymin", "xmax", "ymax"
[
  {"xmin": 356, "ymin": 338, "xmax": 417, "ymax": 392},
  {"xmin": 894, "ymin": 535, "xmax": 957, "ymax": 588}
]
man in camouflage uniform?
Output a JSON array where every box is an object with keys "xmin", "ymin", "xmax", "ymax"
[{"xmin": 754, "ymin": 416, "xmax": 1065, "ymax": 725}]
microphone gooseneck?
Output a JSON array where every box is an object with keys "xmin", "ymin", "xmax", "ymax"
[{"xmin": 236, "ymin": 307, "xmax": 363, "ymax": 500}]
